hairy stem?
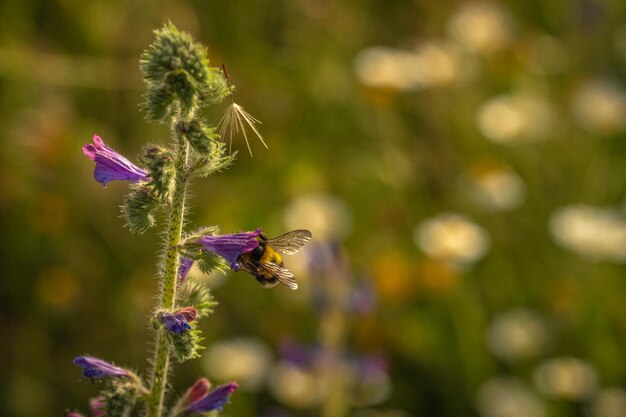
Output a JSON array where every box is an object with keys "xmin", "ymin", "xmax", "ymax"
[{"xmin": 147, "ymin": 132, "xmax": 190, "ymax": 417}]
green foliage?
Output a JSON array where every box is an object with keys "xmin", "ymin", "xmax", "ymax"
[{"xmin": 120, "ymin": 183, "xmax": 159, "ymax": 234}]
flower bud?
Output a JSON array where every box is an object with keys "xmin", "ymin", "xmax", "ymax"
[
  {"xmin": 121, "ymin": 184, "xmax": 158, "ymax": 234},
  {"xmin": 140, "ymin": 145, "xmax": 175, "ymax": 201}
]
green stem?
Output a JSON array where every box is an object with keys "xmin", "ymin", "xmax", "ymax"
[{"xmin": 147, "ymin": 134, "xmax": 190, "ymax": 417}]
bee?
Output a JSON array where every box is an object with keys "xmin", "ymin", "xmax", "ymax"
[{"xmin": 237, "ymin": 229, "xmax": 312, "ymax": 290}]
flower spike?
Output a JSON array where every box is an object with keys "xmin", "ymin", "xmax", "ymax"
[{"xmin": 82, "ymin": 135, "xmax": 149, "ymax": 187}]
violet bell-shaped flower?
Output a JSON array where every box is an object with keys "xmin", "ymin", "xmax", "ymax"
[
  {"xmin": 180, "ymin": 378, "xmax": 212, "ymax": 407},
  {"xmin": 178, "ymin": 256, "xmax": 194, "ymax": 284},
  {"xmin": 82, "ymin": 135, "xmax": 149, "ymax": 187},
  {"xmin": 196, "ymin": 228, "xmax": 262, "ymax": 271},
  {"xmin": 185, "ymin": 381, "xmax": 239, "ymax": 414},
  {"xmin": 159, "ymin": 307, "xmax": 198, "ymax": 334},
  {"xmin": 73, "ymin": 356, "xmax": 129, "ymax": 379}
]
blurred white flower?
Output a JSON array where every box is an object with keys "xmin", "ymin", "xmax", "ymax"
[
  {"xmin": 415, "ymin": 213, "xmax": 490, "ymax": 266},
  {"xmin": 487, "ymin": 309, "xmax": 549, "ymax": 362},
  {"xmin": 476, "ymin": 378, "xmax": 546, "ymax": 417},
  {"xmin": 571, "ymin": 79, "xmax": 626, "ymax": 135},
  {"xmin": 203, "ymin": 338, "xmax": 272, "ymax": 391},
  {"xmin": 284, "ymin": 193, "xmax": 351, "ymax": 242},
  {"xmin": 354, "ymin": 47, "xmax": 417, "ymax": 90},
  {"xmin": 465, "ymin": 162, "xmax": 526, "ymax": 211},
  {"xmin": 549, "ymin": 204, "xmax": 626, "ymax": 263},
  {"xmin": 447, "ymin": 2, "xmax": 514, "ymax": 54},
  {"xmin": 354, "ymin": 41, "xmax": 471, "ymax": 91},
  {"xmin": 268, "ymin": 362, "xmax": 322, "ymax": 409},
  {"xmin": 476, "ymin": 92, "xmax": 556, "ymax": 144},
  {"xmin": 534, "ymin": 357, "xmax": 598, "ymax": 400},
  {"xmin": 590, "ymin": 388, "xmax": 626, "ymax": 417}
]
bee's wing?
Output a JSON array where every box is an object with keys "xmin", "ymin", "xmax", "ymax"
[
  {"xmin": 267, "ymin": 229, "xmax": 312, "ymax": 255},
  {"xmin": 261, "ymin": 262, "xmax": 299, "ymax": 290}
]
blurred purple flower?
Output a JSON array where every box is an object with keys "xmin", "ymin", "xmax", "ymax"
[
  {"xmin": 196, "ymin": 228, "xmax": 262, "ymax": 271},
  {"xmin": 65, "ymin": 412, "xmax": 85, "ymax": 417},
  {"xmin": 178, "ymin": 256, "xmax": 194, "ymax": 284},
  {"xmin": 73, "ymin": 356, "xmax": 129, "ymax": 379},
  {"xmin": 279, "ymin": 339, "xmax": 320, "ymax": 369},
  {"xmin": 159, "ymin": 307, "xmax": 197, "ymax": 334},
  {"xmin": 89, "ymin": 397, "xmax": 105, "ymax": 417},
  {"xmin": 347, "ymin": 278, "xmax": 377, "ymax": 315},
  {"xmin": 82, "ymin": 135, "xmax": 149, "ymax": 187},
  {"xmin": 185, "ymin": 381, "xmax": 238, "ymax": 414},
  {"xmin": 354, "ymin": 354, "xmax": 388, "ymax": 379}
]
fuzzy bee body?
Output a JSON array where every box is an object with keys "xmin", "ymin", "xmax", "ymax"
[{"xmin": 237, "ymin": 230, "xmax": 311, "ymax": 290}]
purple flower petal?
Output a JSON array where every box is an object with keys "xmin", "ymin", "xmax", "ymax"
[
  {"xmin": 159, "ymin": 313, "xmax": 192, "ymax": 334},
  {"xmin": 73, "ymin": 356, "xmax": 129, "ymax": 379},
  {"xmin": 65, "ymin": 412, "xmax": 85, "ymax": 417},
  {"xmin": 178, "ymin": 256, "xmax": 194, "ymax": 284},
  {"xmin": 197, "ymin": 228, "xmax": 262, "ymax": 270},
  {"xmin": 185, "ymin": 382, "xmax": 238, "ymax": 414},
  {"xmin": 181, "ymin": 378, "xmax": 212, "ymax": 407},
  {"xmin": 82, "ymin": 135, "xmax": 149, "ymax": 187}
]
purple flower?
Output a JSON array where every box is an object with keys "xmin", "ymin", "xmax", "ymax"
[
  {"xmin": 73, "ymin": 356, "xmax": 129, "ymax": 379},
  {"xmin": 82, "ymin": 135, "xmax": 149, "ymax": 187},
  {"xmin": 185, "ymin": 382, "xmax": 238, "ymax": 414},
  {"xmin": 66, "ymin": 412, "xmax": 85, "ymax": 417},
  {"xmin": 159, "ymin": 307, "xmax": 197, "ymax": 334},
  {"xmin": 180, "ymin": 378, "xmax": 212, "ymax": 406},
  {"xmin": 196, "ymin": 228, "xmax": 262, "ymax": 271},
  {"xmin": 178, "ymin": 256, "xmax": 194, "ymax": 284}
]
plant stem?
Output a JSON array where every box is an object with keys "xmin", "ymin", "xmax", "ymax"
[{"xmin": 147, "ymin": 135, "xmax": 190, "ymax": 417}]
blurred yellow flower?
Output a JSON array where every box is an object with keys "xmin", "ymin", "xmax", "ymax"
[
  {"xmin": 534, "ymin": 357, "xmax": 598, "ymax": 400},
  {"xmin": 571, "ymin": 79, "xmax": 626, "ymax": 135},
  {"xmin": 268, "ymin": 362, "xmax": 322, "ymax": 409},
  {"xmin": 372, "ymin": 252, "xmax": 416, "ymax": 302},
  {"xmin": 447, "ymin": 2, "xmax": 514, "ymax": 55},
  {"xmin": 414, "ymin": 213, "xmax": 490, "ymax": 267},
  {"xmin": 476, "ymin": 378, "xmax": 546, "ymax": 417},
  {"xmin": 283, "ymin": 193, "xmax": 351, "ymax": 242},
  {"xmin": 203, "ymin": 338, "xmax": 272, "ymax": 391},
  {"xmin": 476, "ymin": 92, "xmax": 556, "ymax": 144},
  {"xmin": 486, "ymin": 309, "xmax": 549, "ymax": 362},
  {"xmin": 464, "ymin": 160, "xmax": 526, "ymax": 211},
  {"xmin": 354, "ymin": 41, "xmax": 471, "ymax": 91}
]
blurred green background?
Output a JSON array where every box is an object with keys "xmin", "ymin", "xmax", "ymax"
[{"xmin": 3, "ymin": 0, "xmax": 626, "ymax": 416}]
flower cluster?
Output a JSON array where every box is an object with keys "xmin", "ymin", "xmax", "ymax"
[{"xmin": 71, "ymin": 23, "xmax": 310, "ymax": 417}]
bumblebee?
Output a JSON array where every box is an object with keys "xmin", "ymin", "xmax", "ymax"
[{"xmin": 237, "ymin": 229, "xmax": 312, "ymax": 290}]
